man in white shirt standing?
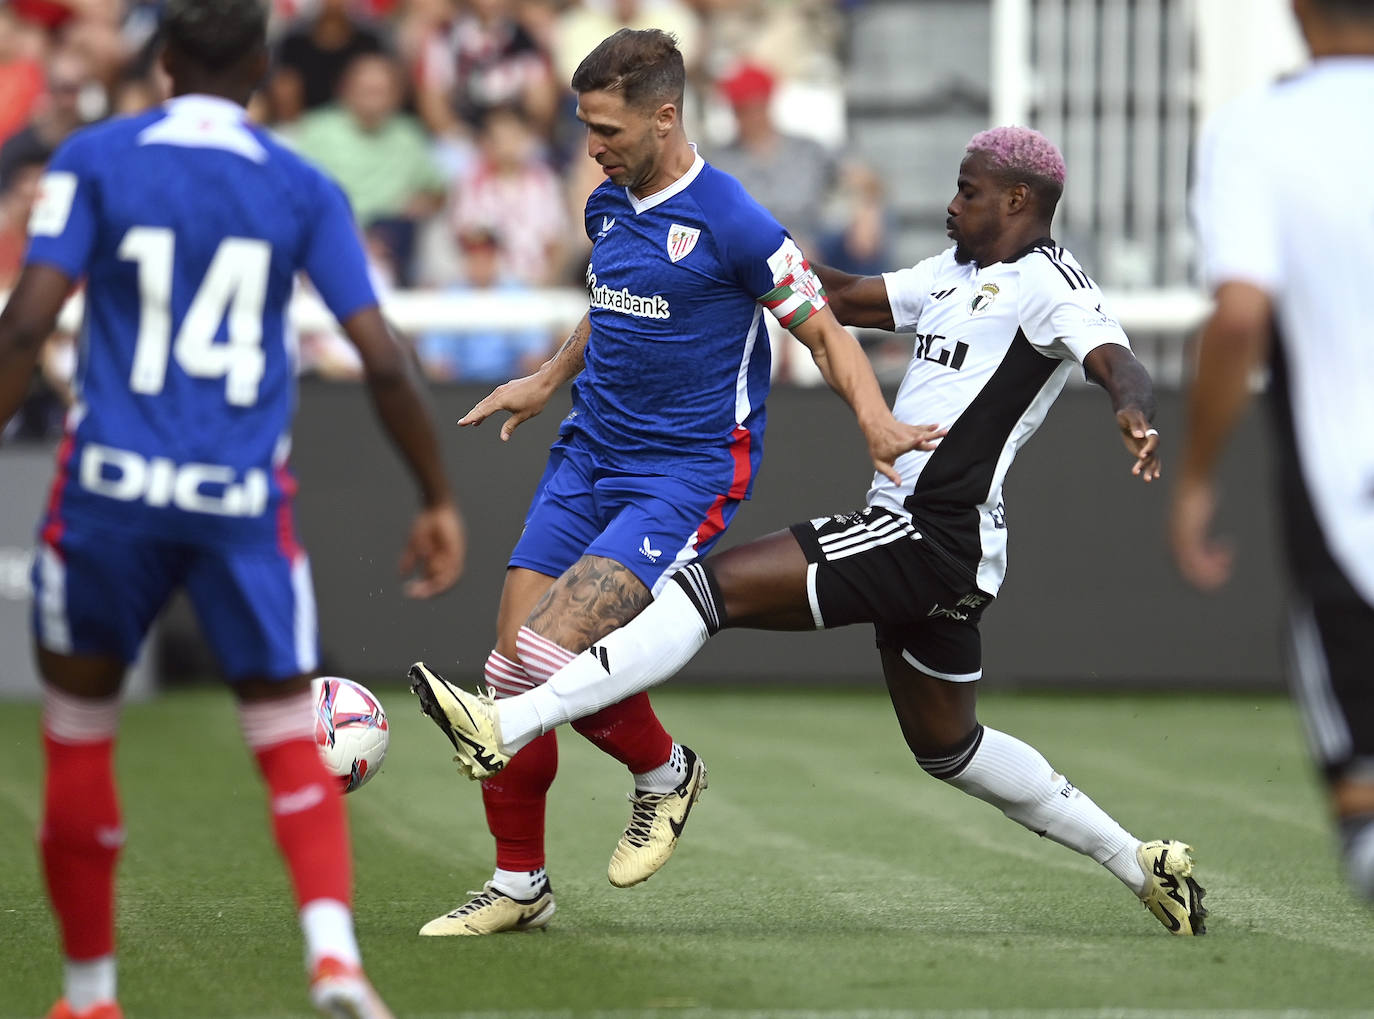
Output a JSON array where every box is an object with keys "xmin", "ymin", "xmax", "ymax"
[{"xmin": 1174, "ymin": 0, "xmax": 1374, "ymax": 902}]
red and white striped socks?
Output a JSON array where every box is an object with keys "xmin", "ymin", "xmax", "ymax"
[
  {"xmin": 239, "ymin": 689, "xmax": 359, "ymax": 969},
  {"xmin": 40, "ymin": 687, "xmax": 122, "ymax": 1011}
]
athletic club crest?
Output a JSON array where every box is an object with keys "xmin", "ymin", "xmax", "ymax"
[{"xmin": 666, "ymin": 223, "xmax": 701, "ymax": 263}]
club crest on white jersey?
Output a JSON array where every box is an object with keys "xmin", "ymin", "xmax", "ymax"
[{"xmin": 667, "ymin": 223, "xmax": 701, "ymax": 262}]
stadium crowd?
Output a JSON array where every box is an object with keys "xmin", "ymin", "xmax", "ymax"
[{"xmin": 0, "ymin": 0, "xmax": 894, "ymax": 440}]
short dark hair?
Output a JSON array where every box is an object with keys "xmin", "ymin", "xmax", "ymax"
[
  {"xmin": 162, "ymin": 0, "xmax": 268, "ymax": 72},
  {"xmin": 570, "ymin": 28, "xmax": 685, "ymax": 111}
]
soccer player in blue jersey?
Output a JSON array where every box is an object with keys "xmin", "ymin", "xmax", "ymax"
[
  {"xmin": 0, "ymin": 2, "xmax": 464, "ymax": 1016},
  {"xmin": 408, "ymin": 27, "xmax": 942, "ymax": 935}
]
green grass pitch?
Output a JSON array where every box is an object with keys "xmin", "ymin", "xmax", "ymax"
[{"xmin": 2, "ymin": 686, "xmax": 1373, "ymax": 1018}]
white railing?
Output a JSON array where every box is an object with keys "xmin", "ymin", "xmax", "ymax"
[{"xmin": 11, "ymin": 285, "xmax": 1208, "ymax": 388}]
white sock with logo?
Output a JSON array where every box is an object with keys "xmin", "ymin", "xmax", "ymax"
[
  {"xmin": 945, "ymin": 726, "xmax": 1146, "ymax": 894},
  {"xmin": 633, "ymin": 742, "xmax": 688, "ymax": 794},
  {"xmin": 490, "ymin": 866, "xmax": 548, "ymax": 900}
]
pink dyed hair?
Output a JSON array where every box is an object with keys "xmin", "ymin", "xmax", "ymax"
[{"xmin": 966, "ymin": 126, "xmax": 1066, "ymax": 186}]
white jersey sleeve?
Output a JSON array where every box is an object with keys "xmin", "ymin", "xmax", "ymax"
[
  {"xmin": 881, "ymin": 252, "xmax": 946, "ymax": 331},
  {"xmin": 1192, "ymin": 96, "xmax": 1281, "ymax": 292},
  {"xmin": 1018, "ymin": 249, "xmax": 1132, "ymax": 365}
]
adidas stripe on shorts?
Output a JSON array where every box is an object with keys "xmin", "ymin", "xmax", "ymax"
[{"xmin": 789, "ymin": 506, "xmax": 993, "ymax": 682}]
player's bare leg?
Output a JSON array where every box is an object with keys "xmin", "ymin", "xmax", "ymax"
[
  {"xmin": 37, "ymin": 649, "xmax": 126, "ymax": 1019},
  {"xmin": 881, "ymin": 652, "xmax": 1206, "ymax": 935},
  {"xmin": 488, "ymin": 529, "xmax": 815, "ymax": 751},
  {"xmin": 232, "ymin": 675, "xmax": 390, "ymax": 1017}
]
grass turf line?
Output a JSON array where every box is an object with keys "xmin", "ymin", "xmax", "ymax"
[{"xmin": 1, "ymin": 687, "xmax": 1372, "ymax": 1017}]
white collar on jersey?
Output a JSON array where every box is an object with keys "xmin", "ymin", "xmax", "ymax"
[
  {"xmin": 625, "ymin": 143, "xmax": 705, "ymax": 215},
  {"xmin": 142, "ymin": 93, "xmax": 267, "ymax": 163},
  {"xmin": 162, "ymin": 93, "xmax": 250, "ymax": 121}
]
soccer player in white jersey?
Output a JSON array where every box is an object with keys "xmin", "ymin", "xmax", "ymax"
[
  {"xmin": 418, "ymin": 126, "xmax": 1211, "ymax": 936},
  {"xmin": 408, "ymin": 27, "xmax": 940, "ymax": 935},
  {"xmin": 0, "ymin": 2, "xmax": 465, "ymax": 1016},
  {"xmin": 1174, "ymin": 0, "xmax": 1374, "ymax": 903}
]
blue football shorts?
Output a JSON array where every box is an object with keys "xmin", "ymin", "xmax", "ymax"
[
  {"xmin": 31, "ymin": 522, "xmax": 319, "ymax": 681},
  {"xmin": 510, "ymin": 443, "xmax": 743, "ymax": 594}
]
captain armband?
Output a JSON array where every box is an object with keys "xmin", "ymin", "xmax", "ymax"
[{"xmin": 761, "ymin": 237, "xmax": 828, "ymax": 329}]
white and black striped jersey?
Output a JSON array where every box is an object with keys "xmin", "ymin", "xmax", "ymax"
[
  {"xmin": 1193, "ymin": 58, "xmax": 1374, "ymax": 606},
  {"xmin": 871, "ymin": 240, "xmax": 1131, "ymax": 595}
]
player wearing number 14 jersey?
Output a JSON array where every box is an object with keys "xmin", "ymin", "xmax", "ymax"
[{"xmin": 0, "ymin": 2, "xmax": 464, "ymax": 1017}]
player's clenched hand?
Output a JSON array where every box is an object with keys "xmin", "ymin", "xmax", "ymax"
[
  {"xmin": 1170, "ymin": 476, "xmax": 1233, "ymax": 591},
  {"xmin": 459, "ymin": 373, "xmax": 557, "ymax": 442},
  {"xmin": 1117, "ymin": 409, "xmax": 1161, "ymax": 482},
  {"xmin": 399, "ymin": 500, "xmax": 466, "ymax": 598},
  {"xmin": 868, "ymin": 420, "xmax": 945, "ymax": 485}
]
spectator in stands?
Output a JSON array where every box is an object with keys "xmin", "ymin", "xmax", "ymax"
[
  {"xmin": 268, "ymin": 0, "xmax": 387, "ymax": 124},
  {"xmin": 414, "ymin": 0, "xmax": 558, "ymax": 140},
  {"xmin": 293, "ymin": 52, "xmax": 446, "ymax": 284},
  {"xmin": 700, "ymin": 0, "xmax": 844, "ymax": 92},
  {"xmin": 707, "ymin": 59, "xmax": 836, "ymax": 257},
  {"xmin": 415, "ymin": 225, "xmax": 553, "ymax": 382},
  {"xmin": 450, "ymin": 103, "xmax": 569, "ymax": 285},
  {"xmin": 0, "ymin": 5, "xmax": 48, "ymax": 146},
  {"xmin": 551, "ymin": 0, "xmax": 703, "ymax": 90},
  {"xmin": 0, "ymin": 46, "xmax": 103, "ymax": 196},
  {"xmin": 818, "ymin": 161, "xmax": 894, "ymax": 278},
  {"xmin": 0, "ymin": 153, "xmax": 73, "ymax": 443},
  {"xmin": 60, "ymin": 0, "xmax": 130, "ymax": 94}
]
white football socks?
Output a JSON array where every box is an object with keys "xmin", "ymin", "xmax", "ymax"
[
  {"xmin": 634, "ymin": 742, "xmax": 688, "ymax": 794},
  {"xmin": 946, "ymin": 726, "xmax": 1146, "ymax": 894},
  {"xmin": 497, "ymin": 582, "xmax": 711, "ymax": 754},
  {"xmin": 64, "ymin": 956, "xmax": 116, "ymax": 1011},
  {"xmin": 490, "ymin": 866, "xmax": 548, "ymax": 900},
  {"xmin": 300, "ymin": 898, "xmax": 360, "ymax": 969},
  {"xmin": 1344, "ymin": 818, "xmax": 1374, "ymax": 900}
]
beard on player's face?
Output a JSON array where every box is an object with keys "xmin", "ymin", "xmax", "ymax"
[{"xmin": 616, "ymin": 134, "xmax": 661, "ymax": 190}]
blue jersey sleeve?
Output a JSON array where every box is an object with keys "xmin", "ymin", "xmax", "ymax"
[
  {"xmin": 300, "ymin": 171, "xmax": 378, "ymax": 323},
  {"xmin": 710, "ymin": 197, "xmax": 790, "ymax": 299},
  {"xmin": 25, "ymin": 136, "xmax": 99, "ymax": 280},
  {"xmin": 713, "ymin": 191, "xmax": 827, "ymax": 330}
]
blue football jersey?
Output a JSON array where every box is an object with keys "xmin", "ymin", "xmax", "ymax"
[
  {"xmin": 24, "ymin": 94, "xmax": 377, "ymax": 545},
  {"xmin": 570, "ymin": 151, "xmax": 825, "ymax": 498}
]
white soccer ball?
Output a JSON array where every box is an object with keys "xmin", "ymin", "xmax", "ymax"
[{"xmin": 312, "ymin": 676, "xmax": 389, "ymax": 793}]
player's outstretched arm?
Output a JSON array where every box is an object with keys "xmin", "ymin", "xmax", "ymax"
[
  {"xmin": 811, "ymin": 263, "xmax": 897, "ymax": 331},
  {"xmin": 1082, "ymin": 341, "xmax": 1162, "ymax": 483},
  {"xmin": 459, "ymin": 313, "xmax": 590, "ymax": 441},
  {"xmin": 0, "ymin": 264, "xmax": 72, "ymax": 434},
  {"xmin": 789, "ymin": 307, "xmax": 945, "ymax": 484},
  {"xmin": 342, "ymin": 305, "xmax": 466, "ymax": 598},
  {"xmin": 1170, "ymin": 281, "xmax": 1273, "ymax": 591}
]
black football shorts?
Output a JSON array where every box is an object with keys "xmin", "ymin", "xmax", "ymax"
[
  {"xmin": 789, "ymin": 506, "xmax": 993, "ymax": 681},
  {"xmin": 1286, "ymin": 577, "xmax": 1374, "ymax": 784}
]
